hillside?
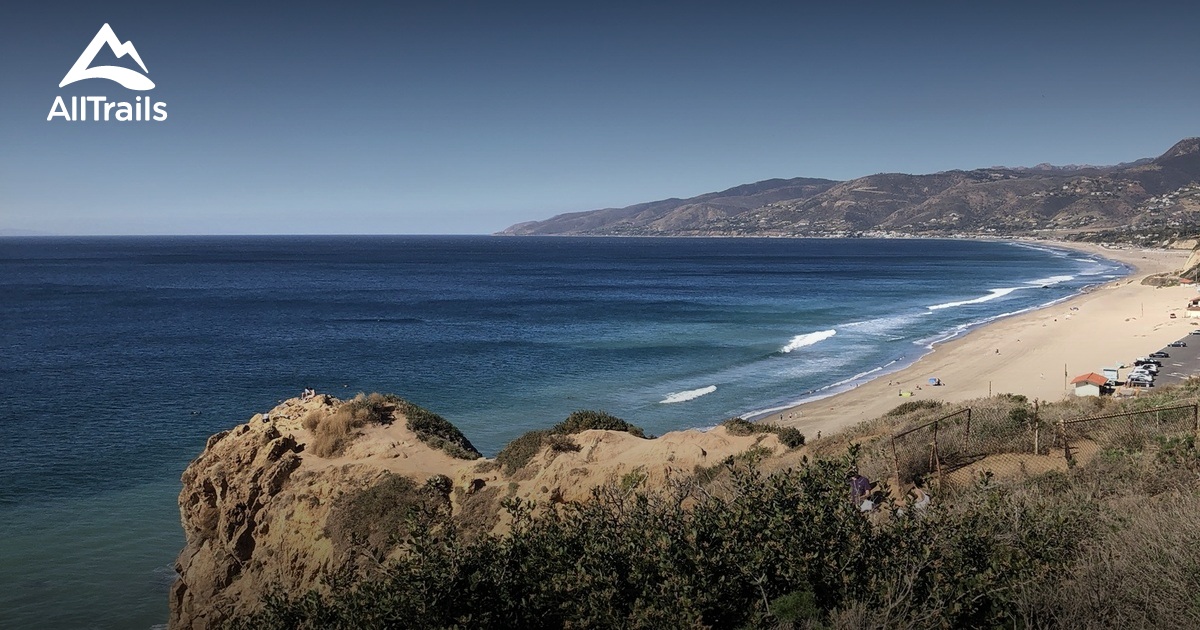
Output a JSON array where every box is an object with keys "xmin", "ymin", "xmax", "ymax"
[
  {"xmin": 499, "ymin": 138, "xmax": 1200, "ymax": 240},
  {"xmin": 176, "ymin": 382, "xmax": 1200, "ymax": 629},
  {"xmin": 169, "ymin": 394, "xmax": 794, "ymax": 629}
]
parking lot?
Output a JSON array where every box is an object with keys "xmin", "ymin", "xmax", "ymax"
[{"xmin": 1136, "ymin": 330, "xmax": 1200, "ymax": 388}]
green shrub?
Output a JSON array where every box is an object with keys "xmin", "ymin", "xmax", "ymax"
[
  {"xmin": 324, "ymin": 473, "xmax": 450, "ymax": 563},
  {"xmin": 552, "ymin": 410, "xmax": 647, "ymax": 438},
  {"xmin": 496, "ymin": 430, "xmax": 550, "ymax": 475},
  {"xmin": 494, "ymin": 412, "xmax": 640, "ymax": 476},
  {"xmin": 775, "ymin": 426, "xmax": 806, "ymax": 449},
  {"xmin": 230, "ymin": 456, "xmax": 1098, "ymax": 630},
  {"xmin": 396, "ymin": 399, "xmax": 481, "ymax": 460},
  {"xmin": 885, "ymin": 399, "xmax": 944, "ymax": 417},
  {"xmin": 546, "ymin": 433, "xmax": 581, "ymax": 453},
  {"xmin": 772, "ymin": 589, "xmax": 819, "ymax": 623},
  {"xmin": 721, "ymin": 417, "xmax": 760, "ymax": 436},
  {"xmin": 720, "ymin": 417, "xmax": 805, "ymax": 449}
]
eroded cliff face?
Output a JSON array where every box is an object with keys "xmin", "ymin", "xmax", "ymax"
[{"xmin": 170, "ymin": 395, "xmax": 787, "ymax": 629}]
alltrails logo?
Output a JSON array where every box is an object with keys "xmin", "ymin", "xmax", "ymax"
[{"xmin": 47, "ymin": 23, "xmax": 168, "ymax": 122}]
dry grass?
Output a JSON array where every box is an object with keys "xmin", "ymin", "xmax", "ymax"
[
  {"xmin": 1046, "ymin": 494, "xmax": 1200, "ymax": 628},
  {"xmin": 303, "ymin": 393, "xmax": 395, "ymax": 458}
]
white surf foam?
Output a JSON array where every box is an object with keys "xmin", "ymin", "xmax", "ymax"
[
  {"xmin": 1026, "ymin": 274, "xmax": 1074, "ymax": 286},
  {"xmin": 740, "ymin": 358, "xmax": 906, "ymax": 420},
  {"xmin": 660, "ymin": 385, "xmax": 717, "ymax": 404},
  {"xmin": 780, "ymin": 329, "xmax": 836, "ymax": 353},
  {"xmin": 927, "ymin": 287, "xmax": 1019, "ymax": 311},
  {"xmin": 841, "ymin": 312, "xmax": 928, "ymax": 335}
]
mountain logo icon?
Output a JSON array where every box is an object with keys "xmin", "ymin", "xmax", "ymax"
[{"xmin": 59, "ymin": 23, "xmax": 155, "ymax": 91}]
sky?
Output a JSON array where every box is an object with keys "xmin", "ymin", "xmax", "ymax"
[{"xmin": 1, "ymin": 0, "xmax": 1198, "ymax": 235}]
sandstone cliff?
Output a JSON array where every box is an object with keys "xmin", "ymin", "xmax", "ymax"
[{"xmin": 170, "ymin": 395, "xmax": 792, "ymax": 629}]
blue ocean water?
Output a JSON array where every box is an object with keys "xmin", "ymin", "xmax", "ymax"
[{"xmin": 0, "ymin": 236, "xmax": 1125, "ymax": 628}]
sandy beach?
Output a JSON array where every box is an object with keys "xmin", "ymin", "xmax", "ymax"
[{"xmin": 775, "ymin": 242, "xmax": 1196, "ymax": 438}]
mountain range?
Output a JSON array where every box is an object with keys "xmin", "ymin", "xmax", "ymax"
[{"xmin": 499, "ymin": 138, "xmax": 1200, "ymax": 239}]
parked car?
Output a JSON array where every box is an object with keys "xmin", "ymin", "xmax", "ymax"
[
  {"xmin": 1149, "ymin": 351, "xmax": 1170, "ymax": 359},
  {"xmin": 1134, "ymin": 358, "xmax": 1163, "ymax": 367},
  {"xmin": 1190, "ymin": 329, "xmax": 1200, "ymax": 335},
  {"xmin": 1169, "ymin": 341, "xmax": 1187, "ymax": 348}
]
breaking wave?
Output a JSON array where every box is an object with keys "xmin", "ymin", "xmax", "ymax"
[
  {"xmin": 780, "ymin": 329, "xmax": 837, "ymax": 353},
  {"xmin": 927, "ymin": 287, "xmax": 1019, "ymax": 311},
  {"xmin": 661, "ymin": 385, "xmax": 717, "ymax": 404}
]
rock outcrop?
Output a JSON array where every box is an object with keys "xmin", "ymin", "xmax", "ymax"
[{"xmin": 170, "ymin": 395, "xmax": 792, "ymax": 629}]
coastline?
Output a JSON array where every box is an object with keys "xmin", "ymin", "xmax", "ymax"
[{"xmin": 769, "ymin": 241, "xmax": 1195, "ymax": 438}]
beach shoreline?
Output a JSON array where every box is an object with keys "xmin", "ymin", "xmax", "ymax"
[{"xmin": 766, "ymin": 240, "xmax": 1195, "ymax": 438}]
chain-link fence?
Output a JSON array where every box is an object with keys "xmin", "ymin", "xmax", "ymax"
[
  {"xmin": 885, "ymin": 401, "xmax": 1199, "ymax": 491},
  {"xmin": 1054, "ymin": 403, "xmax": 1199, "ymax": 467}
]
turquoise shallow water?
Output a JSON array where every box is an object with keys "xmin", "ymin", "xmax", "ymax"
[{"xmin": 0, "ymin": 236, "xmax": 1125, "ymax": 628}]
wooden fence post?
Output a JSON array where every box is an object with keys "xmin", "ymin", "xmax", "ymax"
[
  {"xmin": 1033, "ymin": 400, "xmax": 1040, "ymax": 455},
  {"xmin": 890, "ymin": 436, "xmax": 901, "ymax": 485},
  {"xmin": 1060, "ymin": 418, "xmax": 1071, "ymax": 463},
  {"xmin": 932, "ymin": 420, "xmax": 943, "ymax": 488}
]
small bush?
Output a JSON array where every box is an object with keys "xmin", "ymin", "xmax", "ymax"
[
  {"xmin": 552, "ymin": 410, "xmax": 647, "ymax": 438},
  {"xmin": 1008, "ymin": 405, "xmax": 1033, "ymax": 424},
  {"xmin": 720, "ymin": 417, "xmax": 805, "ymax": 449},
  {"xmin": 305, "ymin": 393, "xmax": 396, "ymax": 458},
  {"xmin": 775, "ymin": 426, "xmax": 806, "ymax": 449},
  {"xmin": 546, "ymin": 434, "xmax": 581, "ymax": 453},
  {"xmin": 396, "ymin": 399, "xmax": 481, "ymax": 460},
  {"xmin": 772, "ymin": 589, "xmax": 819, "ymax": 623},
  {"xmin": 722, "ymin": 417, "xmax": 760, "ymax": 436},
  {"xmin": 324, "ymin": 473, "xmax": 449, "ymax": 563},
  {"xmin": 885, "ymin": 399, "xmax": 944, "ymax": 417},
  {"xmin": 301, "ymin": 409, "xmax": 322, "ymax": 432},
  {"xmin": 496, "ymin": 430, "xmax": 550, "ymax": 475}
]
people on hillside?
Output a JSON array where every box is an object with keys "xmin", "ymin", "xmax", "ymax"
[
  {"xmin": 909, "ymin": 476, "xmax": 932, "ymax": 511},
  {"xmin": 848, "ymin": 473, "xmax": 874, "ymax": 511}
]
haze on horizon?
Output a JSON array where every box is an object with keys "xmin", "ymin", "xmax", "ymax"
[{"xmin": 1, "ymin": 0, "xmax": 1198, "ymax": 236}]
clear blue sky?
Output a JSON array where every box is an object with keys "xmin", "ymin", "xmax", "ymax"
[{"xmin": 2, "ymin": 0, "xmax": 1198, "ymax": 235}]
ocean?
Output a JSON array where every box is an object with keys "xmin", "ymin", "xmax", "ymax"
[{"xmin": 0, "ymin": 236, "xmax": 1125, "ymax": 628}]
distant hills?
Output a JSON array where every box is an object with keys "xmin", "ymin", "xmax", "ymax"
[{"xmin": 499, "ymin": 138, "xmax": 1200, "ymax": 240}]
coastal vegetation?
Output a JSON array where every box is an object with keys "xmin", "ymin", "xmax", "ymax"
[
  {"xmin": 395, "ymin": 398, "xmax": 481, "ymax": 460},
  {"xmin": 496, "ymin": 410, "xmax": 647, "ymax": 475},
  {"xmin": 229, "ymin": 380, "xmax": 1200, "ymax": 629},
  {"xmin": 884, "ymin": 399, "xmax": 943, "ymax": 417},
  {"xmin": 721, "ymin": 417, "xmax": 806, "ymax": 448},
  {"xmin": 301, "ymin": 393, "xmax": 481, "ymax": 459},
  {"xmin": 301, "ymin": 393, "xmax": 396, "ymax": 457}
]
